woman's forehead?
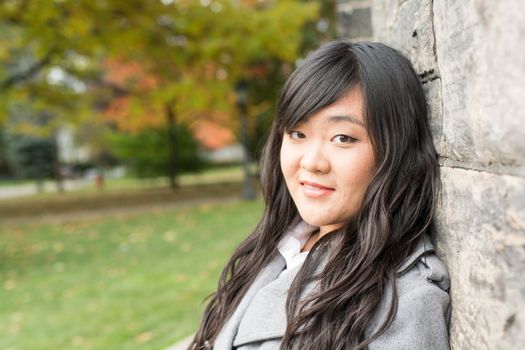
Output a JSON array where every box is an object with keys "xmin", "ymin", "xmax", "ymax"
[{"xmin": 285, "ymin": 88, "xmax": 366, "ymax": 129}]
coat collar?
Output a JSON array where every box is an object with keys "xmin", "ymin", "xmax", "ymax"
[
  {"xmin": 276, "ymin": 220, "xmax": 437, "ymax": 276},
  {"xmin": 396, "ymin": 234, "xmax": 435, "ymax": 275}
]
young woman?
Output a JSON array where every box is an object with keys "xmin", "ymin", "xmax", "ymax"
[{"xmin": 190, "ymin": 41, "xmax": 451, "ymax": 350}]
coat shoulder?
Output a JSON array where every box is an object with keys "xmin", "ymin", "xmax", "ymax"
[
  {"xmin": 398, "ymin": 253, "xmax": 450, "ymax": 293},
  {"xmin": 368, "ymin": 253, "xmax": 451, "ymax": 350}
]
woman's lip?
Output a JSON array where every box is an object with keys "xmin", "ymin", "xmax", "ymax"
[
  {"xmin": 300, "ymin": 180, "xmax": 334, "ymax": 190},
  {"xmin": 300, "ymin": 181, "xmax": 335, "ymax": 198}
]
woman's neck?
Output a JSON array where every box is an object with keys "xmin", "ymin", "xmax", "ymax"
[
  {"xmin": 300, "ymin": 223, "xmax": 345, "ymax": 252},
  {"xmin": 300, "ymin": 229, "xmax": 320, "ymax": 253}
]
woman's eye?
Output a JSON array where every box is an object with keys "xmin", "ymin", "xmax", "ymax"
[
  {"xmin": 288, "ymin": 131, "xmax": 305, "ymax": 139},
  {"xmin": 332, "ymin": 134, "xmax": 356, "ymax": 144}
]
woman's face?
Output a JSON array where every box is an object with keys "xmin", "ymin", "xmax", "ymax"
[{"xmin": 280, "ymin": 88, "xmax": 375, "ymax": 237}]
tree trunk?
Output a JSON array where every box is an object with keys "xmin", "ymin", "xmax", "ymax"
[
  {"xmin": 36, "ymin": 178, "xmax": 44, "ymax": 194},
  {"xmin": 238, "ymin": 97, "xmax": 256, "ymax": 200},
  {"xmin": 165, "ymin": 101, "xmax": 179, "ymax": 190},
  {"xmin": 52, "ymin": 131, "xmax": 64, "ymax": 193}
]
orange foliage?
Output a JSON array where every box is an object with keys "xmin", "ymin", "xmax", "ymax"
[
  {"xmin": 104, "ymin": 58, "xmax": 158, "ymax": 91},
  {"xmin": 103, "ymin": 95, "xmax": 164, "ymax": 133},
  {"xmin": 102, "ymin": 58, "xmax": 164, "ymax": 132},
  {"xmin": 191, "ymin": 119, "xmax": 235, "ymax": 150}
]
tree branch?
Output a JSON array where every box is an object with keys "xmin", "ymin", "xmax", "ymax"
[{"xmin": 0, "ymin": 49, "xmax": 55, "ymax": 91}]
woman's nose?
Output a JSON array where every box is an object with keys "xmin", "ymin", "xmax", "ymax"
[{"xmin": 300, "ymin": 144, "xmax": 330, "ymax": 174}]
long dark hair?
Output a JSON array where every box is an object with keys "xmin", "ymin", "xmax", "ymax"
[{"xmin": 190, "ymin": 41, "xmax": 440, "ymax": 350}]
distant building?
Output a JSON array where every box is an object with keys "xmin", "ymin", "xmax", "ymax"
[{"xmin": 56, "ymin": 125, "xmax": 92, "ymax": 164}]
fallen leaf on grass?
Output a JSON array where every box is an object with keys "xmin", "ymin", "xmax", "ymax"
[
  {"xmin": 207, "ymin": 260, "xmax": 218, "ymax": 269},
  {"xmin": 53, "ymin": 242, "xmax": 64, "ymax": 252},
  {"xmin": 64, "ymin": 287, "xmax": 77, "ymax": 298},
  {"xmin": 53, "ymin": 262, "xmax": 65, "ymax": 272},
  {"xmin": 199, "ymin": 203, "xmax": 213, "ymax": 213},
  {"xmin": 9, "ymin": 323, "xmax": 20, "ymax": 335},
  {"xmin": 86, "ymin": 302, "xmax": 99, "ymax": 313},
  {"xmin": 106, "ymin": 267, "xmax": 127, "ymax": 278},
  {"xmin": 176, "ymin": 274, "xmax": 188, "ymax": 282},
  {"xmin": 4, "ymin": 279, "xmax": 17, "ymax": 290},
  {"xmin": 72, "ymin": 335, "xmax": 87, "ymax": 346},
  {"xmin": 135, "ymin": 330, "xmax": 154, "ymax": 343},
  {"xmin": 163, "ymin": 231, "xmax": 177, "ymax": 242},
  {"xmin": 9, "ymin": 312, "xmax": 24, "ymax": 322}
]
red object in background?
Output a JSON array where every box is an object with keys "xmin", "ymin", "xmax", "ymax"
[{"xmin": 95, "ymin": 173, "xmax": 105, "ymax": 191}]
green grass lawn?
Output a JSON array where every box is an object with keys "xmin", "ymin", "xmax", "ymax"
[
  {"xmin": 0, "ymin": 179, "xmax": 35, "ymax": 187},
  {"xmin": 0, "ymin": 199, "xmax": 264, "ymax": 350}
]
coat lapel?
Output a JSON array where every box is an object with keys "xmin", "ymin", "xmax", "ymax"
[
  {"xmin": 213, "ymin": 252, "xmax": 286, "ymax": 349},
  {"xmin": 232, "ymin": 251, "xmax": 329, "ymax": 347}
]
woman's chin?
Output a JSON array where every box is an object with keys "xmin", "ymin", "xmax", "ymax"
[{"xmin": 298, "ymin": 214, "xmax": 334, "ymax": 229}]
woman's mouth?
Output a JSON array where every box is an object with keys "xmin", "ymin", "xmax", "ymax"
[{"xmin": 300, "ymin": 181, "xmax": 335, "ymax": 198}]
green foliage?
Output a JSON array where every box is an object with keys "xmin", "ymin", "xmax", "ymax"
[
  {"xmin": 0, "ymin": 0, "xmax": 326, "ymax": 179},
  {"xmin": 4, "ymin": 132, "xmax": 56, "ymax": 180},
  {"xmin": 0, "ymin": 0, "xmax": 321, "ymax": 126},
  {"xmin": 108, "ymin": 125, "xmax": 205, "ymax": 178}
]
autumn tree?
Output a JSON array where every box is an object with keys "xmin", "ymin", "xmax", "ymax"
[
  {"xmin": 0, "ymin": 0, "xmax": 321, "ymax": 189},
  {"xmin": 96, "ymin": 0, "xmax": 320, "ymax": 189}
]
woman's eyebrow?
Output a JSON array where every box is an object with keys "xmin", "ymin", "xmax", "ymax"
[{"xmin": 328, "ymin": 115, "xmax": 365, "ymax": 127}]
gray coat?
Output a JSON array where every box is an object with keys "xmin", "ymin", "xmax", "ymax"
[{"xmin": 213, "ymin": 235, "xmax": 451, "ymax": 350}]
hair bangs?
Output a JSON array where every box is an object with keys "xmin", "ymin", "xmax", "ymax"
[{"xmin": 276, "ymin": 42, "xmax": 362, "ymax": 132}]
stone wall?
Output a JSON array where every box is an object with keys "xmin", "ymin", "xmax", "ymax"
[
  {"xmin": 367, "ymin": 1, "xmax": 525, "ymax": 349},
  {"xmin": 336, "ymin": 0, "xmax": 373, "ymax": 41}
]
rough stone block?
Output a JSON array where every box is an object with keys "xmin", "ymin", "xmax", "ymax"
[
  {"xmin": 336, "ymin": 0, "xmax": 373, "ymax": 40},
  {"xmin": 434, "ymin": 0, "xmax": 525, "ymax": 167},
  {"xmin": 435, "ymin": 166, "xmax": 525, "ymax": 349},
  {"xmin": 422, "ymin": 77, "xmax": 443, "ymax": 153},
  {"xmin": 372, "ymin": 0, "xmax": 438, "ymax": 73},
  {"xmin": 372, "ymin": 0, "xmax": 443, "ymax": 152}
]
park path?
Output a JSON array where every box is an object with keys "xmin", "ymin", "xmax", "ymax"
[
  {"xmin": 165, "ymin": 334, "xmax": 195, "ymax": 350},
  {"xmin": 0, "ymin": 178, "xmax": 92, "ymax": 199},
  {"xmin": 2, "ymin": 195, "xmax": 243, "ymax": 226}
]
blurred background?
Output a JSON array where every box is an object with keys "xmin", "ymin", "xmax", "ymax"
[
  {"xmin": 2, "ymin": 0, "xmax": 524, "ymax": 349},
  {"xmin": 0, "ymin": 0, "xmax": 346, "ymax": 349}
]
